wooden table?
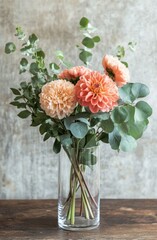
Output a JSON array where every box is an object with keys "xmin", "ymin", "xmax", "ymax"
[{"xmin": 0, "ymin": 200, "xmax": 157, "ymax": 240}]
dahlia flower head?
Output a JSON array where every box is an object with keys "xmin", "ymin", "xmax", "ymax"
[
  {"xmin": 58, "ymin": 66, "xmax": 91, "ymax": 80},
  {"xmin": 39, "ymin": 80, "xmax": 76, "ymax": 119},
  {"xmin": 75, "ymin": 71, "xmax": 119, "ymax": 113},
  {"xmin": 102, "ymin": 55, "xmax": 130, "ymax": 87}
]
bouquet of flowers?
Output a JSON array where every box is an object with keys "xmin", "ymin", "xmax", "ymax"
[{"xmin": 5, "ymin": 17, "xmax": 152, "ymax": 228}]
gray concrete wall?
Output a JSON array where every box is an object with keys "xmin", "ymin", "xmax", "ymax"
[{"xmin": 0, "ymin": 0, "xmax": 156, "ymax": 199}]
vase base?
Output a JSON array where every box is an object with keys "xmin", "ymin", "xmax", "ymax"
[{"xmin": 58, "ymin": 219, "xmax": 100, "ymax": 231}]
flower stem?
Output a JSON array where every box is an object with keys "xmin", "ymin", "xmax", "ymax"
[
  {"xmin": 70, "ymin": 177, "xmax": 76, "ymax": 224},
  {"xmin": 82, "ymin": 193, "xmax": 89, "ymax": 219}
]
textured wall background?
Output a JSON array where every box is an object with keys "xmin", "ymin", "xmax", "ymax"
[{"xmin": 0, "ymin": 0, "xmax": 156, "ymax": 199}]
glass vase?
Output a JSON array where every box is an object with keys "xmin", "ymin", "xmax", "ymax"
[{"xmin": 58, "ymin": 146, "xmax": 100, "ymax": 231}]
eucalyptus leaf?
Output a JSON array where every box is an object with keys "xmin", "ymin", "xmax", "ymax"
[
  {"xmin": 60, "ymin": 134, "xmax": 72, "ymax": 146},
  {"xmin": 15, "ymin": 27, "xmax": 26, "ymax": 40},
  {"xmin": 131, "ymin": 83, "xmax": 150, "ymax": 99},
  {"xmin": 79, "ymin": 50, "xmax": 92, "ymax": 64},
  {"xmin": 119, "ymin": 83, "xmax": 150, "ymax": 103},
  {"xmin": 91, "ymin": 112, "xmax": 109, "ymax": 120},
  {"xmin": 92, "ymin": 36, "xmax": 101, "ymax": 43},
  {"xmin": 101, "ymin": 118, "xmax": 114, "ymax": 133},
  {"xmin": 5, "ymin": 42, "xmax": 16, "ymax": 54},
  {"xmin": 29, "ymin": 33, "xmax": 38, "ymax": 44},
  {"xmin": 119, "ymin": 135, "xmax": 137, "ymax": 152},
  {"xmin": 109, "ymin": 129, "xmax": 121, "ymax": 150},
  {"xmin": 49, "ymin": 62, "xmax": 60, "ymax": 74},
  {"xmin": 82, "ymin": 37, "xmax": 94, "ymax": 48},
  {"xmin": 80, "ymin": 17, "xmax": 89, "ymax": 28},
  {"xmin": 128, "ymin": 119, "xmax": 148, "ymax": 139},
  {"xmin": 20, "ymin": 58, "xmax": 29, "ymax": 73},
  {"xmin": 79, "ymin": 149, "xmax": 97, "ymax": 166},
  {"xmin": 70, "ymin": 122, "xmax": 88, "ymax": 138},
  {"xmin": 111, "ymin": 106, "xmax": 128, "ymax": 123},
  {"xmin": 116, "ymin": 45, "xmax": 125, "ymax": 59},
  {"xmin": 134, "ymin": 101, "xmax": 152, "ymax": 122},
  {"xmin": 85, "ymin": 133, "xmax": 97, "ymax": 148},
  {"xmin": 98, "ymin": 132, "xmax": 109, "ymax": 143}
]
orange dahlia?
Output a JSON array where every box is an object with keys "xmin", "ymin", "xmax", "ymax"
[
  {"xmin": 39, "ymin": 80, "xmax": 76, "ymax": 119},
  {"xmin": 75, "ymin": 71, "xmax": 119, "ymax": 113},
  {"xmin": 58, "ymin": 66, "xmax": 91, "ymax": 80},
  {"xmin": 102, "ymin": 55, "xmax": 130, "ymax": 87}
]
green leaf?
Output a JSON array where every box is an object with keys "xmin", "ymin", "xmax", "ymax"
[
  {"xmin": 5, "ymin": 42, "xmax": 16, "ymax": 54},
  {"xmin": 92, "ymin": 36, "xmax": 101, "ymax": 43},
  {"xmin": 109, "ymin": 129, "xmax": 121, "ymax": 150},
  {"xmin": 15, "ymin": 27, "xmax": 26, "ymax": 40},
  {"xmin": 119, "ymin": 83, "xmax": 150, "ymax": 103},
  {"xmin": 77, "ymin": 118, "xmax": 90, "ymax": 126},
  {"xmin": 29, "ymin": 62, "xmax": 39, "ymax": 75},
  {"xmin": 60, "ymin": 134, "xmax": 72, "ymax": 146},
  {"xmin": 128, "ymin": 119, "xmax": 148, "ymax": 139},
  {"xmin": 36, "ymin": 50, "xmax": 45, "ymax": 59},
  {"xmin": 121, "ymin": 61, "xmax": 128, "ymax": 68},
  {"xmin": 10, "ymin": 101, "xmax": 26, "ymax": 109},
  {"xmin": 79, "ymin": 137, "xmax": 86, "ymax": 148},
  {"xmin": 131, "ymin": 83, "xmax": 150, "ymax": 99},
  {"xmin": 79, "ymin": 149, "xmax": 97, "ymax": 166},
  {"xmin": 49, "ymin": 63, "xmax": 60, "ymax": 74},
  {"xmin": 82, "ymin": 37, "xmax": 94, "ymax": 48},
  {"xmin": 135, "ymin": 101, "xmax": 152, "ymax": 122},
  {"xmin": 64, "ymin": 116, "xmax": 75, "ymax": 130},
  {"xmin": 18, "ymin": 110, "xmax": 31, "ymax": 119},
  {"xmin": 53, "ymin": 139, "xmax": 61, "ymax": 153},
  {"xmin": 20, "ymin": 45, "xmax": 33, "ymax": 56},
  {"xmin": 101, "ymin": 118, "xmax": 114, "ymax": 133},
  {"xmin": 98, "ymin": 132, "xmax": 109, "ymax": 143},
  {"xmin": 10, "ymin": 88, "xmax": 21, "ymax": 95},
  {"xmin": 29, "ymin": 33, "xmax": 38, "ymax": 44},
  {"xmin": 43, "ymin": 132, "xmax": 51, "ymax": 141},
  {"xmin": 39, "ymin": 123, "xmax": 49, "ymax": 135},
  {"xmin": 55, "ymin": 50, "xmax": 64, "ymax": 60},
  {"xmin": 91, "ymin": 112, "xmax": 109, "ymax": 120},
  {"xmin": 128, "ymin": 41, "xmax": 137, "ymax": 52},
  {"xmin": 20, "ymin": 81, "xmax": 27, "ymax": 89},
  {"xmin": 119, "ymin": 135, "xmax": 137, "ymax": 152},
  {"xmin": 19, "ymin": 58, "xmax": 29, "ymax": 73},
  {"xmin": 79, "ymin": 50, "xmax": 92, "ymax": 65},
  {"xmin": 116, "ymin": 45, "xmax": 125, "ymax": 59},
  {"xmin": 75, "ymin": 112, "xmax": 91, "ymax": 119},
  {"xmin": 14, "ymin": 96, "xmax": 23, "ymax": 100},
  {"xmin": 111, "ymin": 106, "xmax": 128, "ymax": 124},
  {"xmin": 70, "ymin": 122, "xmax": 88, "ymax": 138},
  {"xmin": 90, "ymin": 118, "xmax": 100, "ymax": 127},
  {"xmin": 85, "ymin": 133, "xmax": 97, "ymax": 148},
  {"xmin": 80, "ymin": 17, "xmax": 89, "ymax": 28},
  {"xmin": 119, "ymin": 83, "xmax": 135, "ymax": 103}
]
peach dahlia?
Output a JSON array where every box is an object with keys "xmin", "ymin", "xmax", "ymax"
[
  {"xmin": 102, "ymin": 55, "xmax": 130, "ymax": 87},
  {"xmin": 39, "ymin": 80, "xmax": 76, "ymax": 119},
  {"xmin": 75, "ymin": 71, "xmax": 119, "ymax": 113},
  {"xmin": 58, "ymin": 66, "xmax": 91, "ymax": 80}
]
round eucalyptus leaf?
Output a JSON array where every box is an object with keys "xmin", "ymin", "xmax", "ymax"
[
  {"xmin": 5, "ymin": 42, "xmax": 16, "ymax": 54},
  {"xmin": 70, "ymin": 122, "xmax": 88, "ymax": 139}
]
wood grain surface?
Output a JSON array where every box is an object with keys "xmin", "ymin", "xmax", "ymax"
[{"xmin": 0, "ymin": 199, "xmax": 157, "ymax": 240}]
